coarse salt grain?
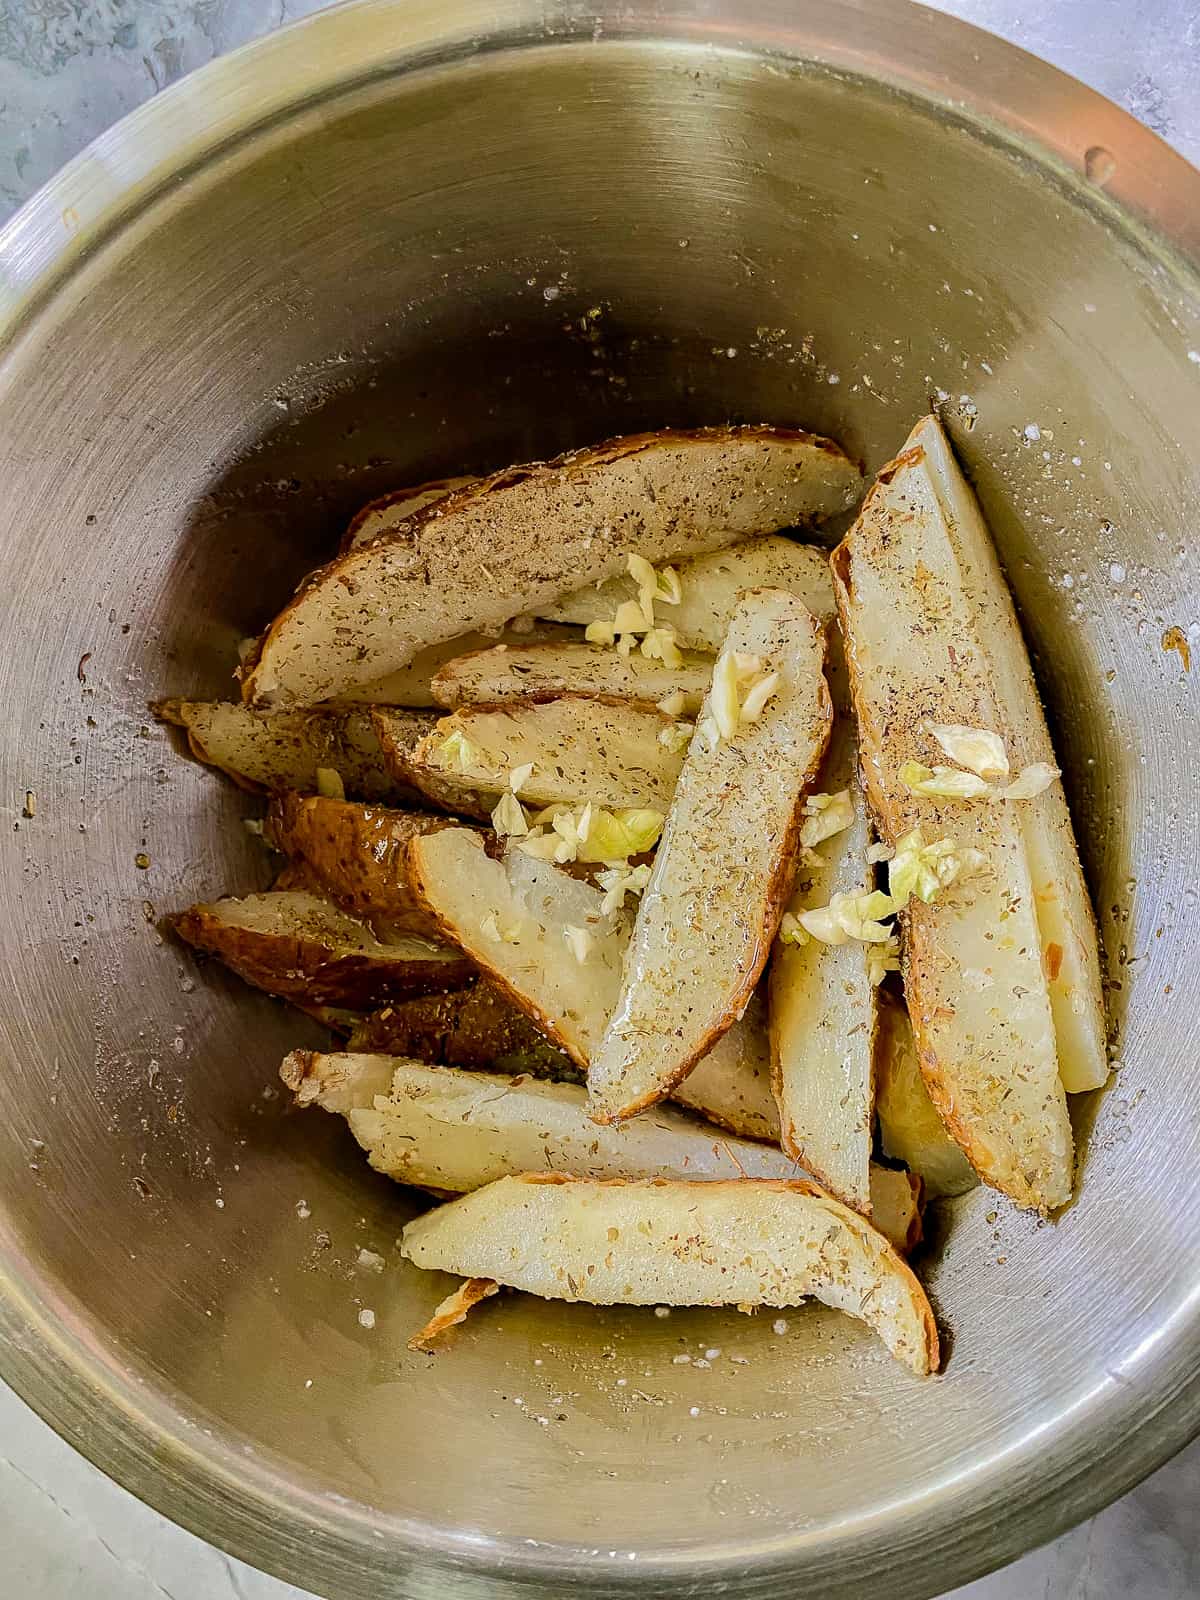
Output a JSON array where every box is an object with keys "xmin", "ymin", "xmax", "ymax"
[
  {"xmin": 772, "ymin": 1318, "xmax": 789, "ymax": 1335},
  {"xmin": 295, "ymin": 1200, "xmax": 310, "ymax": 1219},
  {"xmin": 358, "ymin": 1308, "xmax": 376, "ymax": 1330}
]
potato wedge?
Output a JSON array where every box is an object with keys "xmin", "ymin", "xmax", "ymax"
[
  {"xmin": 242, "ymin": 426, "xmax": 863, "ymax": 707},
  {"xmin": 152, "ymin": 700, "xmax": 426, "ymax": 803},
  {"xmin": 911, "ymin": 416, "xmax": 1107, "ymax": 1094},
  {"xmin": 401, "ymin": 1174, "xmax": 938, "ymax": 1375},
  {"xmin": 833, "ymin": 435, "xmax": 1073, "ymax": 1211},
  {"xmin": 265, "ymin": 792, "xmax": 454, "ymax": 941},
  {"xmin": 408, "ymin": 829, "xmax": 626, "ymax": 1065},
  {"xmin": 347, "ymin": 984, "xmax": 574, "ymax": 1078},
  {"xmin": 408, "ymin": 827, "xmax": 778, "ymax": 1138},
  {"xmin": 341, "ymin": 474, "xmax": 478, "ymax": 554},
  {"xmin": 875, "ymin": 994, "xmax": 978, "ymax": 1199},
  {"xmin": 588, "ymin": 590, "xmax": 832, "ymax": 1123},
  {"xmin": 331, "ymin": 625, "xmax": 580, "ymax": 709},
  {"xmin": 393, "ymin": 698, "xmax": 684, "ymax": 817},
  {"xmin": 430, "ymin": 641, "xmax": 712, "ymax": 713},
  {"xmin": 769, "ymin": 715, "xmax": 877, "ymax": 1213},
  {"xmin": 171, "ymin": 890, "xmax": 473, "ymax": 1006},
  {"xmin": 539, "ymin": 535, "xmax": 837, "ymax": 646}
]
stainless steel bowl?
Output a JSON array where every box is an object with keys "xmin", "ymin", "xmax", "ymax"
[{"xmin": 2, "ymin": 3, "xmax": 1198, "ymax": 1595}]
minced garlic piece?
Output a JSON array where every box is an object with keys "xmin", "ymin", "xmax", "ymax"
[
  {"xmin": 888, "ymin": 828, "xmax": 987, "ymax": 905},
  {"xmin": 596, "ymin": 862, "xmax": 652, "ymax": 915},
  {"xmin": 706, "ymin": 648, "xmax": 779, "ymax": 746},
  {"xmin": 508, "ymin": 762, "xmax": 535, "ymax": 792},
  {"xmin": 658, "ymin": 720, "xmax": 694, "ymax": 753},
  {"xmin": 777, "ymin": 911, "xmax": 809, "ymax": 948},
  {"xmin": 640, "ymin": 625, "xmax": 684, "ymax": 669},
  {"xmin": 1000, "ymin": 762, "xmax": 1060, "ymax": 800},
  {"xmin": 481, "ymin": 910, "xmax": 521, "ymax": 943},
  {"xmin": 516, "ymin": 804, "xmax": 662, "ymax": 866},
  {"xmin": 613, "ymin": 597, "xmax": 654, "ymax": 636},
  {"xmin": 739, "ymin": 671, "xmax": 780, "ymax": 722},
  {"xmin": 436, "ymin": 728, "xmax": 481, "ymax": 772},
  {"xmin": 586, "ymin": 619, "xmax": 616, "ymax": 646},
  {"xmin": 929, "ymin": 723, "xmax": 1010, "ymax": 779},
  {"xmin": 563, "ymin": 925, "xmax": 593, "ymax": 964},
  {"xmin": 315, "ymin": 767, "xmax": 345, "ymax": 800},
  {"xmin": 866, "ymin": 841, "xmax": 894, "ymax": 864},
  {"xmin": 627, "ymin": 553, "xmax": 682, "ymax": 607},
  {"xmin": 656, "ymin": 689, "xmax": 687, "ymax": 717},
  {"xmin": 799, "ymin": 789, "xmax": 854, "ymax": 849},
  {"xmin": 798, "ymin": 890, "xmax": 896, "ymax": 945},
  {"xmin": 490, "ymin": 790, "xmax": 528, "ymax": 838},
  {"xmin": 867, "ymin": 937, "xmax": 902, "ymax": 986},
  {"xmin": 899, "ymin": 760, "xmax": 992, "ymax": 800}
]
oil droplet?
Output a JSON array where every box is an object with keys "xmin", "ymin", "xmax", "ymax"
[{"xmin": 1084, "ymin": 146, "xmax": 1117, "ymax": 186}]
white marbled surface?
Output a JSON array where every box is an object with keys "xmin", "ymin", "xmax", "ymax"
[{"xmin": 1, "ymin": 1, "xmax": 1198, "ymax": 1596}]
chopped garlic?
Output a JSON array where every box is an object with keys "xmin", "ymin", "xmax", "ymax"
[
  {"xmin": 508, "ymin": 762, "xmax": 535, "ymax": 792},
  {"xmin": 799, "ymin": 789, "xmax": 854, "ymax": 849},
  {"xmin": 626, "ymin": 553, "xmax": 657, "ymax": 593},
  {"xmin": 777, "ymin": 911, "xmax": 809, "ymax": 948},
  {"xmin": 613, "ymin": 597, "xmax": 654, "ymax": 636},
  {"xmin": 867, "ymin": 937, "xmax": 902, "ymax": 986},
  {"xmin": 563, "ymin": 925, "xmax": 593, "ymax": 964},
  {"xmin": 581, "ymin": 807, "xmax": 663, "ymax": 861},
  {"xmin": 1000, "ymin": 762, "xmax": 1060, "ymax": 800},
  {"xmin": 888, "ymin": 828, "xmax": 987, "ymax": 905},
  {"xmin": 515, "ymin": 831, "xmax": 562, "ymax": 861},
  {"xmin": 929, "ymin": 723, "xmax": 1010, "ymax": 779},
  {"xmin": 899, "ymin": 760, "xmax": 992, "ymax": 800},
  {"xmin": 315, "ymin": 767, "xmax": 345, "ymax": 801},
  {"xmin": 658, "ymin": 720, "xmax": 694, "ymax": 753},
  {"xmin": 481, "ymin": 910, "xmax": 522, "ymax": 943},
  {"xmin": 739, "ymin": 670, "xmax": 780, "ymax": 722},
  {"xmin": 585, "ymin": 619, "xmax": 616, "ymax": 646},
  {"xmin": 640, "ymin": 625, "xmax": 684, "ymax": 669},
  {"xmin": 597, "ymin": 862, "xmax": 652, "ymax": 915},
  {"xmin": 866, "ymin": 841, "xmax": 894, "ymax": 864},
  {"xmin": 710, "ymin": 650, "xmax": 742, "ymax": 741},
  {"xmin": 627, "ymin": 552, "xmax": 682, "ymax": 606},
  {"xmin": 706, "ymin": 647, "xmax": 780, "ymax": 745},
  {"xmin": 490, "ymin": 790, "xmax": 528, "ymax": 838},
  {"xmin": 436, "ymin": 728, "xmax": 481, "ymax": 772},
  {"xmin": 695, "ymin": 714, "xmax": 721, "ymax": 754},
  {"xmin": 656, "ymin": 689, "xmax": 687, "ymax": 717},
  {"xmin": 798, "ymin": 890, "xmax": 896, "ymax": 945}
]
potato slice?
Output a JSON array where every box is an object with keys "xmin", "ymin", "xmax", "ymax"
[
  {"xmin": 408, "ymin": 827, "xmax": 778, "ymax": 1139},
  {"xmin": 341, "ymin": 474, "xmax": 478, "ymax": 554},
  {"xmin": 242, "ymin": 426, "xmax": 863, "ymax": 707},
  {"xmin": 539, "ymin": 535, "xmax": 836, "ymax": 646},
  {"xmin": 347, "ymin": 984, "xmax": 575, "ymax": 1078},
  {"xmin": 401, "ymin": 1174, "xmax": 938, "ymax": 1374},
  {"xmin": 331, "ymin": 625, "xmax": 579, "ymax": 709},
  {"xmin": 393, "ymin": 698, "xmax": 684, "ymax": 817},
  {"xmin": 285, "ymin": 1052, "xmax": 921, "ymax": 1253},
  {"xmin": 588, "ymin": 589, "xmax": 831, "ymax": 1123},
  {"xmin": 911, "ymin": 416, "xmax": 1107, "ymax": 1094},
  {"xmin": 875, "ymin": 994, "xmax": 978, "ymax": 1199},
  {"xmin": 832, "ymin": 433, "xmax": 1073, "ymax": 1211},
  {"xmin": 265, "ymin": 792, "xmax": 454, "ymax": 941},
  {"xmin": 171, "ymin": 890, "xmax": 473, "ymax": 1006},
  {"xmin": 152, "ymin": 700, "xmax": 426, "ymax": 803},
  {"xmin": 769, "ymin": 754, "xmax": 877, "ymax": 1214},
  {"xmin": 431, "ymin": 641, "xmax": 712, "ymax": 713}
]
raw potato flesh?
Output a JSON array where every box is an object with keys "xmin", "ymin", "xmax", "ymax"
[
  {"xmin": 400, "ymin": 1174, "xmax": 939, "ymax": 1375},
  {"xmin": 265, "ymin": 792, "xmax": 454, "ymax": 941},
  {"xmin": 398, "ymin": 698, "xmax": 685, "ymax": 816},
  {"xmin": 152, "ymin": 700, "xmax": 424, "ymax": 803},
  {"xmin": 340, "ymin": 475, "xmax": 478, "ymax": 553},
  {"xmin": 332, "ymin": 625, "xmax": 580, "ymax": 710},
  {"xmin": 241, "ymin": 426, "xmax": 863, "ymax": 707},
  {"xmin": 833, "ymin": 432, "xmax": 1073, "ymax": 1211},
  {"xmin": 431, "ymin": 640, "xmax": 712, "ymax": 713},
  {"xmin": 588, "ymin": 589, "xmax": 832, "ymax": 1123},
  {"xmin": 911, "ymin": 415, "xmax": 1107, "ymax": 1094},
  {"xmin": 407, "ymin": 827, "xmax": 780, "ymax": 1139},
  {"xmin": 171, "ymin": 891, "xmax": 472, "ymax": 1006},
  {"xmin": 875, "ymin": 993, "xmax": 978, "ymax": 1200},
  {"xmin": 347, "ymin": 984, "xmax": 573, "ymax": 1078},
  {"xmin": 540, "ymin": 536, "xmax": 837, "ymax": 645},
  {"xmin": 283, "ymin": 1054, "xmax": 922, "ymax": 1256},
  {"xmin": 769, "ymin": 739, "xmax": 877, "ymax": 1214}
]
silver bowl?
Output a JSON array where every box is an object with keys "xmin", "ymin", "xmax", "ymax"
[{"xmin": 1, "ymin": 3, "xmax": 1198, "ymax": 1595}]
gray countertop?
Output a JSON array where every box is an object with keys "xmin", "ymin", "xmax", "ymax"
[{"xmin": 2, "ymin": 2, "xmax": 1198, "ymax": 1596}]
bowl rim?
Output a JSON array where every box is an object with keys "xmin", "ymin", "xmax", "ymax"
[{"xmin": 2, "ymin": 2, "xmax": 1199, "ymax": 1596}]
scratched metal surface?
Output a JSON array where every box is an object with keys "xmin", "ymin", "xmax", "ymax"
[{"xmin": 1, "ymin": 2, "xmax": 1199, "ymax": 1598}]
